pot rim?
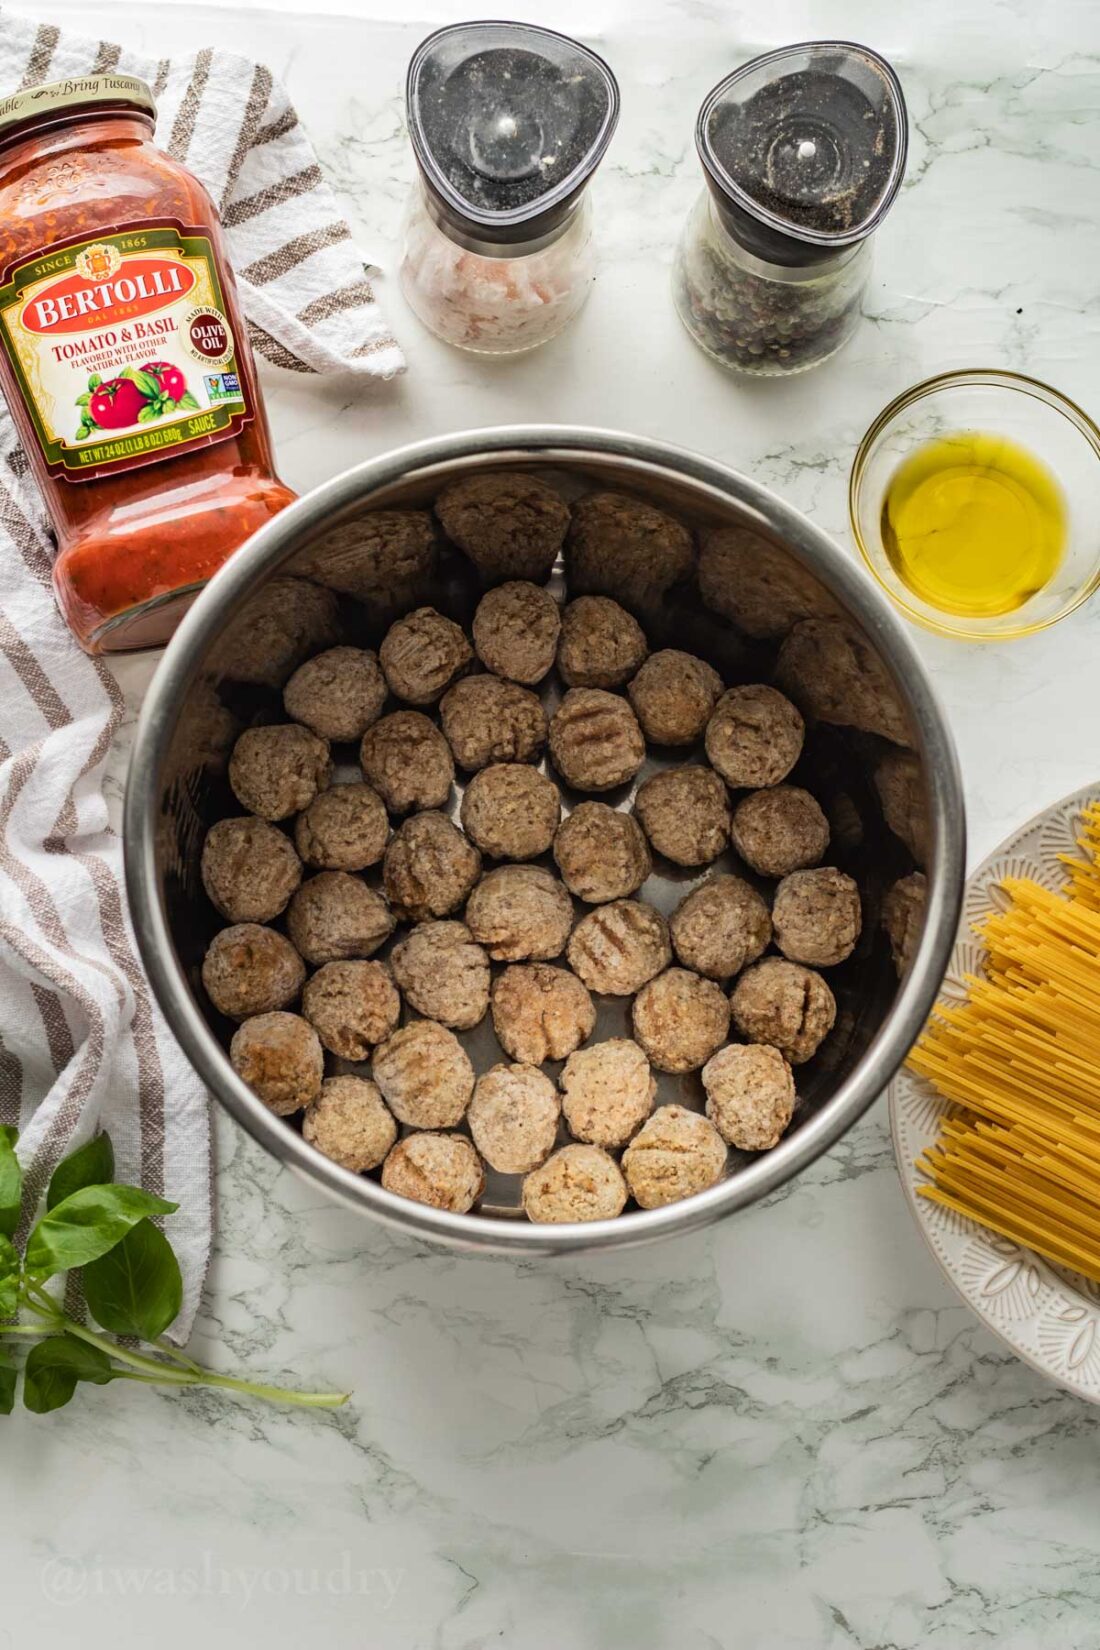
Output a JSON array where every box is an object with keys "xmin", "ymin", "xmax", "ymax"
[{"xmin": 124, "ymin": 424, "xmax": 965, "ymax": 1254}]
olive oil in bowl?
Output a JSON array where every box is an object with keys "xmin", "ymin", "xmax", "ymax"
[{"xmin": 881, "ymin": 432, "xmax": 1067, "ymax": 618}]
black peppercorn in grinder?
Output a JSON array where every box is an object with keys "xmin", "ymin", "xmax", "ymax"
[{"xmin": 673, "ymin": 41, "xmax": 908, "ymax": 375}]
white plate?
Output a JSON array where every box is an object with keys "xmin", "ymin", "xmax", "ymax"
[{"xmin": 890, "ymin": 784, "xmax": 1100, "ymax": 1403}]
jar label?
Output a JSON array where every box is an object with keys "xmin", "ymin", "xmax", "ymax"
[{"xmin": 0, "ymin": 222, "xmax": 254, "ymax": 481}]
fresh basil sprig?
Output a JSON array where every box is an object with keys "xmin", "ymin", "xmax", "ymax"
[{"xmin": 0, "ymin": 1128, "xmax": 347, "ymax": 1415}]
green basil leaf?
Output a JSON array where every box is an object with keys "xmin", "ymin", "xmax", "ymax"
[
  {"xmin": 161, "ymin": 397, "xmax": 177, "ymax": 414},
  {"xmin": 24, "ymin": 1185, "xmax": 176, "ymax": 1280},
  {"xmin": 179, "ymin": 392, "xmax": 200, "ymax": 411},
  {"xmin": 0, "ymin": 1233, "xmax": 19, "ymax": 1319},
  {"xmin": 0, "ymin": 1128, "xmax": 21, "ymax": 1238},
  {"xmin": 75, "ymin": 392, "xmax": 91, "ymax": 406},
  {"xmin": 137, "ymin": 406, "xmax": 157, "ymax": 423},
  {"xmin": 23, "ymin": 1334, "xmax": 114, "ymax": 1413},
  {"xmin": 131, "ymin": 370, "xmax": 160, "ymax": 398},
  {"xmin": 0, "ymin": 1351, "xmax": 17, "ymax": 1415},
  {"xmin": 47, "ymin": 1133, "xmax": 115, "ymax": 1211},
  {"xmin": 88, "ymin": 373, "xmax": 101, "ymax": 390},
  {"xmin": 84, "ymin": 1218, "xmax": 182, "ymax": 1341}
]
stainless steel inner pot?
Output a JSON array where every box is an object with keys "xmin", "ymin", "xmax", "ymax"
[{"xmin": 125, "ymin": 427, "xmax": 965, "ymax": 1254}]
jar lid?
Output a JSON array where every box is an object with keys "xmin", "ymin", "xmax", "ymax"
[
  {"xmin": 0, "ymin": 74, "xmax": 156, "ymax": 144},
  {"xmin": 406, "ymin": 21, "xmax": 619, "ymax": 247},
  {"xmin": 697, "ymin": 41, "xmax": 907, "ymax": 265}
]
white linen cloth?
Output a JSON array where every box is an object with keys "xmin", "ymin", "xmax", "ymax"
[{"xmin": 0, "ymin": 9, "xmax": 405, "ymax": 1334}]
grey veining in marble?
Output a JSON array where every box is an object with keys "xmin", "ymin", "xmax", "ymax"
[{"xmin": 6, "ymin": 1, "xmax": 1100, "ymax": 1646}]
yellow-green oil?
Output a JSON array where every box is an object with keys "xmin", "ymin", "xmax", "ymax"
[{"xmin": 881, "ymin": 431, "xmax": 1067, "ymax": 617}]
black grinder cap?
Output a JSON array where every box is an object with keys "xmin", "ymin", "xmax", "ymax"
[
  {"xmin": 697, "ymin": 40, "xmax": 908, "ymax": 266},
  {"xmin": 407, "ymin": 20, "xmax": 620, "ymax": 247}
]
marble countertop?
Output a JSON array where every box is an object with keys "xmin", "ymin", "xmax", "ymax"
[{"xmin": 8, "ymin": 0, "xmax": 1100, "ymax": 1644}]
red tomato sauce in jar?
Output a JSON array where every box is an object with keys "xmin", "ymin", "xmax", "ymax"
[{"xmin": 0, "ymin": 74, "xmax": 296, "ymax": 652}]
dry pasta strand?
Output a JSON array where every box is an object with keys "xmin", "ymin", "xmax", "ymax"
[{"xmin": 910, "ymin": 801, "xmax": 1100, "ymax": 1285}]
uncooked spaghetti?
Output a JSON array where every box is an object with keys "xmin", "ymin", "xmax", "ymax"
[{"xmin": 910, "ymin": 801, "xmax": 1100, "ymax": 1284}]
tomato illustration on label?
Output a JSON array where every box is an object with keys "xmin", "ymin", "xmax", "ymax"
[
  {"xmin": 86, "ymin": 376, "xmax": 145, "ymax": 430},
  {"xmin": 142, "ymin": 360, "xmax": 188, "ymax": 402},
  {"xmin": 74, "ymin": 362, "xmax": 200, "ymax": 440}
]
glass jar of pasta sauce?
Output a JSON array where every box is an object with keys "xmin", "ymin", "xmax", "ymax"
[{"xmin": 0, "ymin": 75, "xmax": 295, "ymax": 652}]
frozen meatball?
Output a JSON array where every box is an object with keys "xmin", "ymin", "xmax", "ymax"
[
  {"xmin": 382, "ymin": 1132, "xmax": 484, "ymax": 1213},
  {"xmin": 436, "ymin": 470, "xmax": 570, "ymax": 583},
  {"xmin": 491, "ymin": 963, "xmax": 596, "ymax": 1065},
  {"xmin": 566, "ymin": 491, "xmax": 694, "ymax": 606},
  {"xmin": 303, "ymin": 1075, "xmax": 397, "ymax": 1172},
  {"xmin": 553, "ymin": 801, "xmax": 651, "ymax": 903},
  {"xmin": 772, "ymin": 868, "xmax": 862, "ymax": 968},
  {"xmin": 466, "ymin": 865, "xmax": 574, "ymax": 962},
  {"xmin": 373, "ymin": 1021, "xmax": 475, "ymax": 1129},
  {"xmin": 523, "ymin": 1144, "xmax": 627, "ymax": 1224},
  {"xmin": 567, "ymin": 899, "xmax": 671, "ymax": 996},
  {"xmin": 468, "ymin": 1063, "xmax": 561, "ymax": 1174},
  {"xmin": 730, "ymin": 786, "xmax": 829, "ymax": 878},
  {"xmin": 217, "ymin": 571, "xmax": 326, "ymax": 653},
  {"xmin": 294, "ymin": 783, "xmax": 389, "ymax": 872},
  {"xmin": 556, "ymin": 596, "xmax": 648, "ymax": 690},
  {"xmin": 702, "ymin": 1043, "xmax": 796, "ymax": 1151},
  {"xmin": 883, "ymin": 871, "xmax": 927, "ymax": 976},
  {"xmin": 627, "ymin": 649, "xmax": 723, "ymax": 745},
  {"xmin": 383, "ymin": 811, "xmax": 481, "ymax": 921},
  {"xmin": 875, "ymin": 750, "xmax": 929, "ymax": 866},
  {"xmin": 201, "ymin": 816, "xmax": 302, "ymax": 923},
  {"xmin": 549, "ymin": 689, "xmax": 646, "ymax": 792},
  {"xmin": 632, "ymin": 968, "xmax": 731, "ymax": 1073},
  {"xmin": 634, "ymin": 766, "xmax": 731, "ymax": 867},
  {"xmin": 390, "ymin": 920, "xmax": 491, "ymax": 1031},
  {"xmin": 230, "ymin": 1012, "xmax": 323, "ymax": 1116},
  {"xmin": 228, "ymin": 723, "xmax": 331, "ymax": 821},
  {"xmin": 472, "ymin": 581, "xmax": 561, "ymax": 684},
  {"xmin": 360, "ymin": 711, "xmax": 454, "ymax": 813},
  {"xmin": 440, "ymin": 676, "xmax": 547, "ymax": 771},
  {"xmin": 461, "ymin": 764, "xmax": 561, "ymax": 860},
  {"xmin": 698, "ymin": 525, "xmax": 835, "ymax": 639},
  {"xmin": 705, "ymin": 684, "xmax": 804, "ymax": 790},
  {"xmin": 669, "ymin": 874, "xmax": 770, "ymax": 980},
  {"xmin": 730, "ymin": 957, "xmax": 836, "ymax": 1065},
  {"xmin": 202, "ymin": 924, "xmax": 305, "ymax": 1020},
  {"xmin": 379, "ymin": 606, "xmax": 473, "ymax": 706},
  {"xmin": 216, "ymin": 577, "xmax": 341, "ymax": 691},
  {"xmin": 622, "ymin": 1105, "xmax": 727, "ymax": 1209},
  {"xmin": 301, "ymin": 959, "xmax": 401, "ymax": 1060},
  {"xmin": 560, "ymin": 1038, "xmax": 655, "ymax": 1148},
  {"xmin": 286, "ymin": 871, "xmax": 395, "ymax": 966},
  {"xmin": 283, "ymin": 647, "xmax": 386, "ymax": 742},
  {"xmin": 777, "ymin": 619, "xmax": 910, "ymax": 747},
  {"xmin": 291, "ymin": 510, "xmax": 436, "ymax": 611}
]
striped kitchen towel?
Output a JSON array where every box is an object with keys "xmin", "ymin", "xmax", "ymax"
[{"xmin": 0, "ymin": 15, "xmax": 404, "ymax": 1338}]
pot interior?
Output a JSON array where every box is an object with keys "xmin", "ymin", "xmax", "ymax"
[{"xmin": 147, "ymin": 444, "xmax": 939, "ymax": 1227}]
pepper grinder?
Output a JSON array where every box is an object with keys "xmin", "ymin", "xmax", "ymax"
[
  {"xmin": 673, "ymin": 41, "xmax": 908, "ymax": 375},
  {"xmin": 400, "ymin": 20, "xmax": 620, "ymax": 355}
]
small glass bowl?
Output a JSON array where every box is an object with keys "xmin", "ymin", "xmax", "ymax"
[{"xmin": 849, "ymin": 369, "xmax": 1100, "ymax": 640}]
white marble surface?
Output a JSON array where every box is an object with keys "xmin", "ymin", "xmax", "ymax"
[{"xmin": 7, "ymin": 0, "xmax": 1100, "ymax": 1644}]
